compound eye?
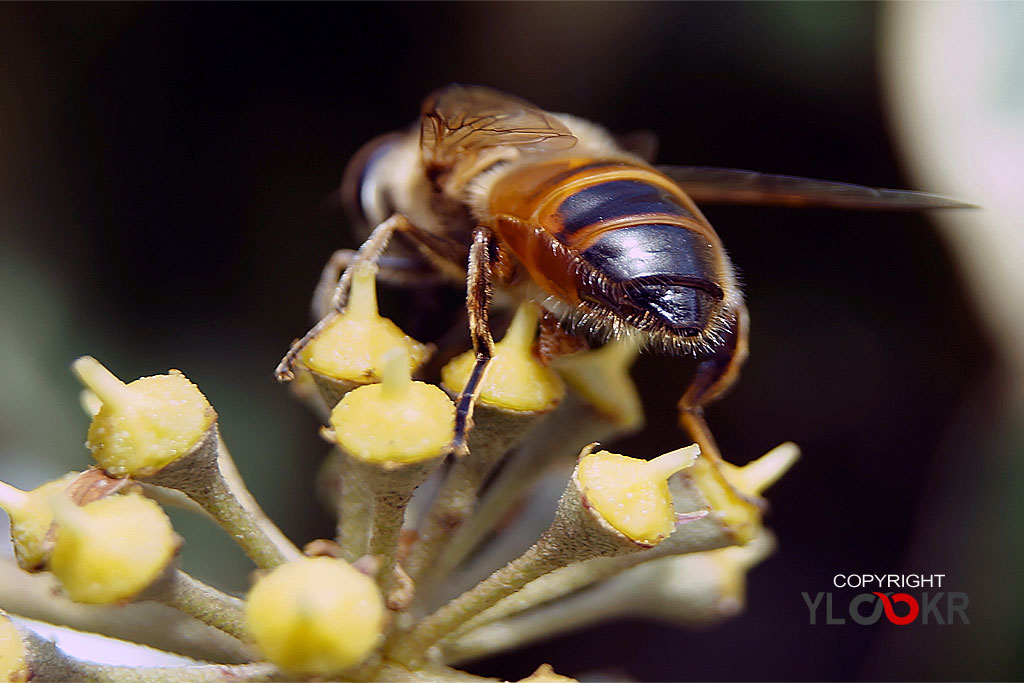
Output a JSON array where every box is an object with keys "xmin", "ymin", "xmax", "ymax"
[{"xmin": 340, "ymin": 132, "xmax": 403, "ymax": 228}]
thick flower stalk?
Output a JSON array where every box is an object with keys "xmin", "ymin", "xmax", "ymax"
[
  {"xmin": 406, "ymin": 303, "xmax": 565, "ymax": 601},
  {"xmin": 324, "ymin": 346, "xmax": 454, "ymax": 602},
  {"xmin": 443, "ymin": 530, "xmax": 778, "ymax": 664},
  {"xmin": 0, "ymin": 263, "xmax": 796, "ymax": 682},
  {"xmin": 72, "ymin": 357, "xmax": 302, "ymax": 569},
  {"xmin": 384, "ymin": 444, "xmax": 700, "ymax": 668}
]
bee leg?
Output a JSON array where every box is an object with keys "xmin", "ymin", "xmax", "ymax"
[
  {"xmin": 677, "ymin": 303, "xmax": 749, "ymax": 465},
  {"xmin": 277, "ymin": 213, "xmax": 466, "ymax": 381},
  {"xmin": 276, "ymin": 214, "xmax": 407, "ymax": 380},
  {"xmin": 451, "ymin": 226, "xmax": 496, "ymax": 457},
  {"xmin": 311, "ymin": 249, "xmax": 447, "ymax": 320},
  {"xmin": 535, "ymin": 309, "xmax": 588, "ymax": 364}
]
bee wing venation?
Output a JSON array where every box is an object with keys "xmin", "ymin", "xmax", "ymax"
[
  {"xmin": 420, "ymin": 85, "xmax": 577, "ymax": 167},
  {"xmin": 658, "ymin": 165, "xmax": 976, "ymax": 210}
]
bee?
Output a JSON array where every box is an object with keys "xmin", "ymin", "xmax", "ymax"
[{"xmin": 277, "ymin": 85, "xmax": 969, "ymax": 461}]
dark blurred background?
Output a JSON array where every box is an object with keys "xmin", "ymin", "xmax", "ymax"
[{"xmin": 0, "ymin": 3, "xmax": 1017, "ymax": 681}]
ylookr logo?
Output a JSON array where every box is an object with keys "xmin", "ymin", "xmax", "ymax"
[{"xmin": 803, "ymin": 574, "xmax": 970, "ymax": 626}]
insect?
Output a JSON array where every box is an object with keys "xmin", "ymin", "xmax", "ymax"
[{"xmin": 276, "ymin": 84, "xmax": 969, "ymax": 463}]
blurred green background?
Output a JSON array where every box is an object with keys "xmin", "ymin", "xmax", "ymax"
[{"xmin": 0, "ymin": 3, "xmax": 1019, "ymax": 680}]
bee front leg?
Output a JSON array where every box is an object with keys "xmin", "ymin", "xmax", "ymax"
[
  {"xmin": 677, "ymin": 303, "xmax": 749, "ymax": 465},
  {"xmin": 451, "ymin": 226, "xmax": 496, "ymax": 456},
  {"xmin": 276, "ymin": 214, "xmax": 410, "ymax": 380},
  {"xmin": 278, "ymin": 213, "xmax": 467, "ymax": 381},
  {"xmin": 311, "ymin": 249, "xmax": 449, "ymax": 321}
]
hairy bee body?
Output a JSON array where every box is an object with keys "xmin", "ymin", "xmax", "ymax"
[
  {"xmin": 282, "ymin": 84, "xmax": 967, "ymax": 455},
  {"xmin": 484, "ymin": 156, "xmax": 739, "ymax": 353},
  {"xmin": 345, "ymin": 95, "xmax": 737, "ymax": 355}
]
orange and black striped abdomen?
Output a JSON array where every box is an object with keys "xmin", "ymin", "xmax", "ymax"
[{"xmin": 488, "ymin": 158, "xmax": 730, "ymax": 338}]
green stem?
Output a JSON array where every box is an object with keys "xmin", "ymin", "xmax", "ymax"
[
  {"xmin": 369, "ymin": 485, "xmax": 416, "ymax": 599},
  {"xmin": 340, "ymin": 454, "xmax": 443, "ymax": 604},
  {"xmin": 213, "ymin": 438, "xmax": 304, "ymax": 567},
  {"xmin": 145, "ymin": 430, "xmax": 302, "ymax": 570},
  {"xmin": 0, "ymin": 560, "xmax": 250, "ymax": 664},
  {"xmin": 20, "ymin": 628, "xmax": 279, "ymax": 682},
  {"xmin": 443, "ymin": 576, "xmax": 625, "ymax": 664},
  {"xmin": 406, "ymin": 403, "xmax": 547, "ymax": 596},
  {"xmin": 449, "ymin": 510, "xmax": 729, "ymax": 636},
  {"xmin": 386, "ymin": 538, "xmax": 564, "ymax": 667},
  {"xmin": 150, "ymin": 571, "xmax": 247, "ymax": 642},
  {"xmin": 338, "ymin": 457, "xmax": 372, "ymax": 562},
  {"xmin": 192, "ymin": 463, "xmax": 294, "ymax": 570},
  {"xmin": 434, "ymin": 391, "xmax": 623, "ymax": 590}
]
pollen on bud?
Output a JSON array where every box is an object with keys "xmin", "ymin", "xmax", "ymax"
[
  {"xmin": 328, "ymin": 347, "xmax": 455, "ymax": 464},
  {"xmin": 0, "ymin": 612, "xmax": 28, "ymax": 683},
  {"xmin": 49, "ymin": 492, "xmax": 178, "ymax": 604},
  {"xmin": 442, "ymin": 302, "xmax": 564, "ymax": 412},
  {"xmin": 299, "ymin": 262, "xmax": 428, "ymax": 385},
  {"xmin": 577, "ymin": 444, "xmax": 699, "ymax": 545},
  {"xmin": 73, "ymin": 357, "xmax": 216, "ymax": 477},
  {"xmin": 244, "ymin": 556, "xmax": 385, "ymax": 677},
  {"xmin": 0, "ymin": 472, "xmax": 79, "ymax": 571}
]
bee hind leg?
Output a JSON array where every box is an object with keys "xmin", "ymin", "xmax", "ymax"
[
  {"xmin": 451, "ymin": 226, "xmax": 497, "ymax": 457},
  {"xmin": 677, "ymin": 304, "xmax": 749, "ymax": 466}
]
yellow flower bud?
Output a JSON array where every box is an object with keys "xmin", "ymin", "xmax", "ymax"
[
  {"xmin": 300, "ymin": 263, "xmax": 428, "ymax": 385},
  {"xmin": 553, "ymin": 338, "xmax": 642, "ymax": 429},
  {"xmin": 577, "ymin": 445, "xmax": 699, "ymax": 545},
  {"xmin": 245, "ymin": 557, "xmax": 385, "ymax": 676},
  {"xmin": 680, "ymin": 442, "xmax": 799, "ymax": 545},
  {"xmin": 49, "ymin": 492, "xmax": 178, "ymax": 604},
  {"xmin": 73, "ymin": 357, "xmax": 216, "ymax": 477},
  {"xmin": 442, "ymin": 303, "xmax": 564, "ymax": 412},
  {"xmin": 329, "ymin": 348, "xmax": 454, "ymax": 465},
  {"xmin": 721, "ymin": 441, "xmax": 801, "ymax": 498},
  {"xmin": 519, "ymin": 664, "xmax": 577, "ymax": 682},
  {"xmin": 0, "ymin": 613, "xmax": 28, "ymax": 683},
  {"xmin": 0, "ymin": 472, "xmax": 78, "ymax": 570}
]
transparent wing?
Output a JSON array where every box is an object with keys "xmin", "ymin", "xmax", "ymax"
[
  {"xmin": 615, "ymin": 129, "xmax": 659, "ymax": 163},
  {"xmin": 420, "ymin": 85, "xmax": 577, "ymax": 169},
  {"xmin": 658, "ymin": 165, "xmax": 976, "ymax": 210}
]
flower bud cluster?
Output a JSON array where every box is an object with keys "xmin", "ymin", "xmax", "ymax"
[{"xmin": 0, "ymin": 260, "xmax": 797, "ymax": 682}]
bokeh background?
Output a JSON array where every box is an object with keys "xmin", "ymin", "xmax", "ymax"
[{"xmin": 1, "ymin": 3, "xmax": 1021, "ymax": 681}]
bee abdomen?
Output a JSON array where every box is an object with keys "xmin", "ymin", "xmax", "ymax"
[
  {"xmin": 545, "ymin": 174, "xmax": 720, "ymax": 286},
  {"xmin": 554, "ymin": 179, "xmax": 695, "ymax": 237},
  {"xmin": 489, "ymin": 158, "xmax": 730, "ymax": 314},
  {"xmin": 579, "ymin": 222, "xmax": 720, "ymax": 286}
]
